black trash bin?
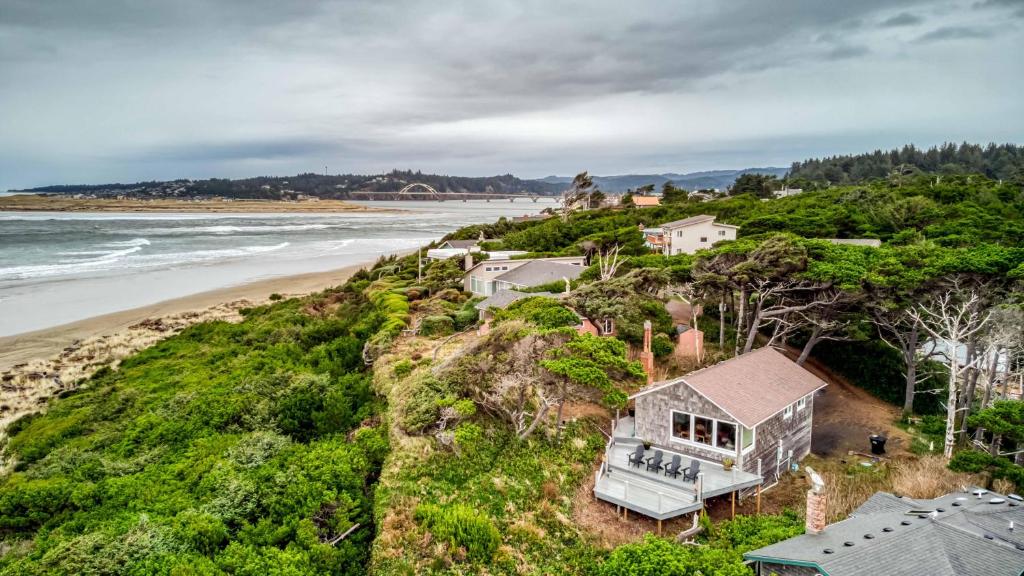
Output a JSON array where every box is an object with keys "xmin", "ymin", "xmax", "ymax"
[{"xmin": 869, "ymin": 434, "xmax": 887, "ymax": 455}]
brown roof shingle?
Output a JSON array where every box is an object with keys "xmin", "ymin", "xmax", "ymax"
[{"xmin": 633, "ymin": 347, "xmax": 827, "ymax": 427}]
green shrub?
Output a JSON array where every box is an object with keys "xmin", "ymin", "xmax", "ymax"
[
  {"xmin": 598, "ymin": 534, "xmax": 749, "ymax": 576},
  {"xmin": 393, "ymin": 359, "xmax": 414, "ymax": 378},
  {"xmin": 651, "ymin": 332, "xmax": 674, "ymax": 357},
  {"xmin": 420, "ymin": 315, "xmax": 455, "ymax": 337},
  {"xmin": 269, "ymin": 293, "xmax": 283, "ymax": 301},
  {"xmin": 414, "ymin": 503, "xmax": 501, "ymax": 562},
  {"xmin": 493, "ymin": 297, "xmax": 580, "ymax": 329}
]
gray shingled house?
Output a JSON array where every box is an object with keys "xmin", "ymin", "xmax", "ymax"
[
  {"xmin": 631, "ymin": 346, "xmax": 826, "ymax": 481},
  {"xmin": 593, "ymin": 347, "xmax": 826, "ymax": 523},
  {"xmin": 745, "ymin": 489, "xmax": 1024, "ymax": 575}
]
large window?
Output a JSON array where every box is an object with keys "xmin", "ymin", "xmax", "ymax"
[
  {"xmin": 672, "ymin": 412, "xmax": 692, "ymax": 441},
  {"xmin": 693, "ymin": 416, "xmax": 713, "ymax": 445},
  {"xmin": 717, "ymin": 421, "xmax": 737, "ymax": 451},
  {"xmin": 671, "ymin": 410, "xmax": 748, "ymax": 453},
  {"xmin": 741, "ymin": 425, "xmax": 755, "ymax": 451}
]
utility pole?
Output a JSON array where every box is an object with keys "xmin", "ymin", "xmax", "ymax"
[{"xmin": 417, "ymin": 248, "xmax": 422, "ymax": 281}]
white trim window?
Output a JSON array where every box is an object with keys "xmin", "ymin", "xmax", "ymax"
[
  {"xmin": 783, "ymin": 404, "xmax": 794, "ymax": 420},
  {"xmin": 741, "ymin": 425, "xmax": 755, "ymax": 453},
  {"xmin": 797, "ymin": 395, "xmax": 808, "ymax": 411},
  {"xmin": 670, "ymin": 410, "xmax": 740, "ymax": 453}
]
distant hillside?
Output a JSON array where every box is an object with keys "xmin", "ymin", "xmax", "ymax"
[
  {"xmin": 534, "ymin": 167, "xmax": 788, "ymax": 193},
  {"xmin": 788, "ymin": 142, "xmax": 1024, "ymax": 185},
  {"xmin": 15, "ymin": 170, "xmax": 564, "ymax": 199}
]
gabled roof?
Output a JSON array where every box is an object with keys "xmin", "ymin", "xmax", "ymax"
[
  {"xmin": 632, "ymin": 196, "xmax": 661, "ymax": 206},
  {"xmin": 630, "ymin": 347, "xmax": 827, "ymax": 427},
  {"xmin": 661, "ymin": 214, "xmax": 739, "ymax": 230},
  {"xmin": 745, "ymin": 490, "xmax": 1024, "ymax": 576},
  {"xmin": 493, "ymin": 260, "xmax": 585, "ymax": 288},
  {"xmin": 441, "ymin": 239, "xmax": 481, "ymax": 249},
  {"xmin": 473, "ymin": 289, "xmax": 555, "ymax": 311},
  {"xmin": 661, "ymin": 214, "xmax": 715, "ymax": 228}
]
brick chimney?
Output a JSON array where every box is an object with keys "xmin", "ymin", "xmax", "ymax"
[
  {"xmin": 640, "ymin": 320, "xmax": 655, "ymax": 385},
  {"xmin": 804, "ymin": 467, "xmax": 827, "ymax": 534}
]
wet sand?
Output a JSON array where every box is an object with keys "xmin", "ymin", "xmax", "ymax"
[{"xmin": 0, "ymin": 262, "xmax": 371, "ymax": 370}]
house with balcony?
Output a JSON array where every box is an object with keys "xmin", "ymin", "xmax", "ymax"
[
  {"xmin": 660, "ymin": 214, "xmax": 738, "ymax": 255},
  {"xmin": 593, "ymin": 347, "xmax": 826, "ymax": 525}
]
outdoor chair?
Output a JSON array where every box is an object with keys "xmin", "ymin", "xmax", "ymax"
[
  {"xmin": 627, "ymin": 444, "xmax": 645, "ymax": 468},
  {"xmin": 664, "ymin": 454, "xmax": 683, "ymax": 479},
  {"xmin": 645, "ymin": 450, "xmax": 664, "ymax": 473},
  {"xmin": 682, "ymin": 459, "xmax": 701, "ymax": 483}
]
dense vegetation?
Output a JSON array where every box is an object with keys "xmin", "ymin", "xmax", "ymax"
[
  {"xmin": 3, "ymin": 147, "xmax": 1023, "ymax": 574},
  {"xmin": 0, "ymin": 287, "xmax": 389, "ymax": 575},
  {"xmin": 19, "ymin": 170, "xmax": 561, "ymax": 199},
  {"xmin": 788, "ymin": 142, "xmax": 1024, "ymax": 187}
]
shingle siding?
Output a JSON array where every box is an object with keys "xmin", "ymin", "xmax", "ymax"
[{"xmin": 633, "ymin": 380, "xmax": 814, "ymax": 480}]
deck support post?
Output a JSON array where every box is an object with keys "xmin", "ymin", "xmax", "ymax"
[
  {"xmin": 756, "ymin": 484, "xmax": 762, "ymax": 515},
  {"xmin": 657, "ymin": 519, "xmax": 662, "ymax": 535},
  {"xmin": 731, "ymin": 490, "xmax": 736, "ymax": 519},
  {"xmin": 623, "ymin": 508, "xmax": 628, "ymax": 520}
]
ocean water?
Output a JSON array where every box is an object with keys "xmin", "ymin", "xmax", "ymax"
[{"xmin": 0, "ymin": 200, "xmax": 555, "ymax": 336}]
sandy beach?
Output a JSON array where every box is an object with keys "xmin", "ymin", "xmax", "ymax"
[{"xmin": 0, "ymin": 258, "xmax": 383, "ymax": 432}]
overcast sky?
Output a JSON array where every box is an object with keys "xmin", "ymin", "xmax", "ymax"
[{"xmin": 1, "ymin": 0, "xmax": 1022, "ymax": 189}]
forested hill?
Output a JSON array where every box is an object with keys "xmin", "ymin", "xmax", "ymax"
[
  {"xmin": 14, "ymin": 170, "xmax": 563, "ymax": 199},
  {"xmin": 534, "ymin": 168, "xmax": 788, "ymax": 193},
  {"xmin": 789, "ymin": 142, "xmax": 1024, "ymax": 186}
]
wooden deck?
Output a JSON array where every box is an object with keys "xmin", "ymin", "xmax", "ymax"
[{"xmin": 593, "ymin": 419, "xmax": 763, "ymax": 521}]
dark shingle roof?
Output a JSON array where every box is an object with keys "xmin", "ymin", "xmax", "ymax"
[
  {"xmin": 474, "ymin": 290, "xmax": 555, "ymax": 311},
  {"xmin": 745, "ymin": 490, "xmax": 1024, "ymax": 576},
  {"xmin": 441, "ymin": 239, "xmax": 481, "ymax": 249},
  {"xmin": 493, "ymin": 260, "xmax": 584, "ymax": 288}
]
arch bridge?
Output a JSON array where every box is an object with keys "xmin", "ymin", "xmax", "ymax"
[{"xmin": 348, "ymin": 183, "xmax": 552, "ymax": 202}]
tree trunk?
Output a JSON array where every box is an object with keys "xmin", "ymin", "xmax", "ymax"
[
  {"xmin": 719, "ymin": 294, "xmax": 727, "ymax": 350},
  {"xmin": 1001, "ymin": 350, "xmax": 1013, "ymax": 400},
  {"xmin": 743, "ymin": 307, "xmax": 764, "ymax": 355},
  {"xmin": 902, "ymin": 324, "xmax": 920, "ymax": 415},
  {"xmin": 959, "ymin": 340, "xmax": 980, "ymax": 441},
  {"xmin": 944, "ymin": 352, "xmax": 959, "ymax": 459},
  {"xmin": 796, "ymin": 326, "xmax": 822, "ymax": 366},
  {"xmin": 981, "ymin": 348, "xmax": 1000, "ymax": 409},
  {"xmin": 519, "ymin": 401, "xmax": 550, "ymax": 440},
  {"xmin": 735, "ymin": 287, "xmax": 746, "ymax": 356}
]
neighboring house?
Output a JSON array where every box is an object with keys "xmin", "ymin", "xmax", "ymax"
[
  {"xmin": 825, "ymin": 238, "xmax": 882, "ymax": 248},
  {"xmin": 463, "ymin": 256, "xmax": 585, "ymax": 296},
  {"xmin": 631, "ymin": 346, "xmax": 826, "ymax": 482},
  {"xmin": 426, "ymin": 247, "xmax": 527, "ymax": 261},
  {"xmin": 661, "ymin": 214, "xmax": 739, "ymax": 255},
  {"xmin": 632, "ymin": 196, "xmax": 661, "ymax": 208},
  {"xmin": 773, "ymin": 187, "xmax": 803, "ymax": 199},
  {"xmin": 640, "ymin": 226, "xmax": 665, "ymax": 251},
  {"xmin": 745, "ymin": 489, "xmax": 1024, "ymax": 576},
  {"xmin": 438, "ymin": 239, "xmax": 485, "ymax": 250}
]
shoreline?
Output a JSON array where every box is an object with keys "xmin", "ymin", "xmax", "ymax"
[
  {"xmin": 0, "ymin": 194, "xmax": 387, "ymax": 213},
  {"xmin": 0, "ymin": 256, "xmax": 392, "ymax": 431},
  {"xmin": 0, "ymin": 262, "xmax": 376, "ymax": 370}
]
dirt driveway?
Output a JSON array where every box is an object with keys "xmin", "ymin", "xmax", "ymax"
[{"xmin": 797, "ymin": 354, "xmax": 912, "ymax": 457}]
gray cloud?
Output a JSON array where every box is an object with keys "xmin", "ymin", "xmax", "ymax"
[
  {"xmin": 0, "ymin": 0, "xmax": 1021, "ymax": 188},
  {"xmin": 881, "ymin": 12, "xmax": 924, "ymax": 26},
  {"xmin": 914, "ymin": 25, "xmax": 993, "ymax": 42}
]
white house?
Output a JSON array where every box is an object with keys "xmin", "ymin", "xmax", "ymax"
[
  {"xmin": 463, "ymin": 256, "xmax": 585, "ymax": 296},
  {"xmin": 660, "ymin": 215, "xmax": 739, "ymax": 255}
]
